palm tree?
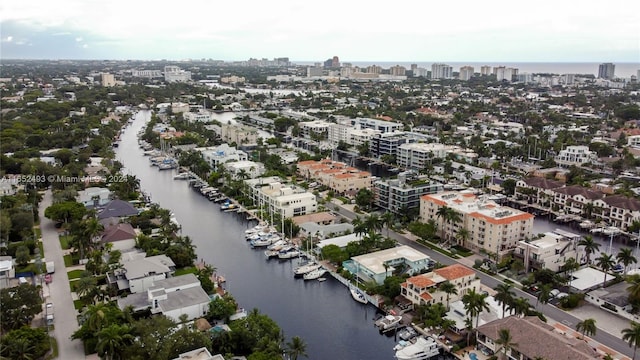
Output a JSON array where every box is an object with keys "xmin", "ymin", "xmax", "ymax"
[
  {"xmin": 494, "ymin": 283, "xmax": 515, "ymax": 318},
  {"xmin": 96, "ymin": 324, "xmax": 134, "ymax": 360},
  {"xmin": 75, "ymin": 273, "xmax": 97, "ymax": 301},
  {"xmin": 381, "ymin": 211, "xmax": 394, "ymax": 238},
  {"xmin": 562, "ymin": 257, "xmax": 580, "ymax": 290},
  {"xmin": 455, "ymin": 228, "xmax": 470, "ymax": 248},
  {"xmin": 618, "ymin": 248, "xmax": 638, "ymax": 275},
  {"xmin": 436, "ymin": 206, "xmax": 462, "ymax": 244},
  {"xmin": 627, "ymin": 274, "xmax": 640, "ymax": 306},
  {"xmin": 351, "ymin": 216, "xmax": 366, "ymax": 238},
  {"xmin": 5, "ymin": 337, "xmax": 36, "ymax": 360},
  {"xmin": 508, "ymin": 297, "xmax": 531, "ymax": 318},
  {"xmin": 462, "ymin": 288, "xmax": 490, "ymax": 336},
  {"xmin": 595, "ymin": 252, "xmax": 615, "ymax": 287},
  {"xmin": 623, "ymin": 321, "xmax": 640, "ymax": 360},
  {"xmin": 364, "ymin": 213, "xmax": 383, "ymax": 234},
  {"xmin": 286, "ymin": 336, "xmax": 308, "ymax": 360},
  {"xmin": 494, "ymin": 328, "xmax": 518, "ymax": 360},
  {"xmin": 578, "ymin": 235, "xmax": 600, "ymax": 265},
  {"xmin": 439, "ymin": 281, "xmax": 458, "ymax": 311},
  {"xmin": 536, "ymin": 284, "xmax": 552, "ymax": 309},
  {"xmin": 576, "ymin": 318, "xmax": 597, "ymax": 339}
]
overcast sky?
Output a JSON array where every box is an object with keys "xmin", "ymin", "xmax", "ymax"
[{"xmin": 2, "ymin": 0, "xmax": 639, "ymax": 63}]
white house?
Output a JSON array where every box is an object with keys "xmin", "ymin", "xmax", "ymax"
[
  {"xmin": 555, "ymin": 146, "xmax": 598, "ymax": 167},
  {"xmin": 117, "ymin": 274, "xmax": 211, "ymax": 322},
  {"xmin": 197, "ymin": 144, "xmax": 248, "ymax": 171},
  {"xmin": 77, "ymin": 187, "xmax": 112, "ymax": 207},
  {"xmin": 108, "ymin": 254, "xmax": 175, "ymax": 293},
  {"xmin": 223, "ymin": 160, "xmax": 265, "ymax": 180}
]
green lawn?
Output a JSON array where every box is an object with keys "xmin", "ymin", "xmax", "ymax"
[
  {"xmin": 175, "ymin": 266, "xmax": 197, "ymax": 276},
  {"xmin": 63, "ymin": 254, "xmax": 74, "ymax": 267},
  {"xmin": 59, "ymin": 235, "xmax": 72, "ymax": 250},
  {"xmin": 69, "ymin": 279, "xmax": 78, "ymax": 292},
  {"xmin": 73, "ymin": 299, "xmax": 85, "ymax": 311},
  {"xmin": 67, "ymin": 269, "xmax": 84, "ymax": 279},
  {"xmin": 45, "ymin": 336, "xmax": 58, "ymax": 360}
]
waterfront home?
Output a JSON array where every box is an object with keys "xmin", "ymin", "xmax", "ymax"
[
  {"xmin": 514, "ymin": 229, "xmax": 580, "ymax": 273},
  {"xmin": 476, "ymin": 316, "xmax": 599, "ymax": 360},
  {"xmin": 244, "ymin": 177, "xmax": 317, "ymax": 218},
  {"xmin": 97, "ymin": 199, "xmax": 139, "ymax": 220},
  {"xmin": 173, "ymin": 347, "xmax": 224, "ymax": 360},
  {"xmin": 107, "ymin": 254, "xmax": 175, "ymax": 293},
  {"xmin": 343, "ymin": 245, "xmax": 432, "ymax": 285},
  {"xmin": 400, "ymin": 264, "xmax": 480, "ymax": 308},
  {"xmin": 223, "ymin": 160, "xmax": 265, "ymax": 179},
  {"xmin": 99, "ymin": 223, "xmax": 138, "ymax": 251},
  {"xmin": 77, "ymin": 187, "xmax": 112, "ymax": 207},
  {"xmin": 117, "ymin": 273, "xmax": 211, "ymax": 323}
]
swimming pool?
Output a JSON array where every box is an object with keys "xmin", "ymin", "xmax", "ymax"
[{"xmin": 469, "ymin": 353, "xmax": 478, "ymax": 360}]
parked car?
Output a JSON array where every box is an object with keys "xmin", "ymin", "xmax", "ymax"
[
  {"xmin": 550, "ymin": 289, "xmax": 560, "ymax": 298},
  {"xmin": 613, "ymin": 264, "xmax": 624, "ymax": 273},
  {"xmin": 44, "ymin": 274, "xmax": 52, "ymax": 284}
]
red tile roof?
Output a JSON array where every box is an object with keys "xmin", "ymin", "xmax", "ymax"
[
  {"xmin": 434, "ymin": 264, "xmax": 475, "ymax": 280},
  {"xmin": 406, "ymin": 275, "xmax": 436, "ymax": 288}
]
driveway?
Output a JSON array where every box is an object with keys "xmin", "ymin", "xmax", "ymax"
[{"xmin": 39, "ymin": 189, "xmax": 86, "ymax": 360}]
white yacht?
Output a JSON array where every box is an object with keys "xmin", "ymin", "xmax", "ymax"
[
  {"xmin": 394, "ymin": 336, "xmax": 440, "ymax": 360},
  {"xmin": 350, "ymin": 287, "xmax": 368, "ymax": 304},
  {"xmin": 278, "ymin": 248, "xmax": 300, "ymax": 259},
  {"xmin": 375, "ymin": 315, "xmax": 402, "ymax": 331},
  {"xmin": 294, "ymin": 262, "xmax": 321, "ymax": 277},
  {"xmin": 303, "ymin": 268, "xmax": 327, "ymax": 280}
]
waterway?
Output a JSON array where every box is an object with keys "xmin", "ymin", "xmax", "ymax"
[{"xmin": 117, "ymin": 110, "xmax": 398, "ymax": 360}]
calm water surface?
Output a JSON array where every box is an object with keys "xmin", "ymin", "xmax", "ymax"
[{"xmin": 116, "ymin": 110, "xmax": 397, "ymax": 360}]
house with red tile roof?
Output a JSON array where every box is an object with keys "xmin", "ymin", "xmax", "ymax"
[{"xmin": 400, "ymin": 264, "xmax": 480, "ymax": 308}]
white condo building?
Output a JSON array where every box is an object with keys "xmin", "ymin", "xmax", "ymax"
[
  {"xmin": 349, "ymin": 128, "xmax": 381, "ymax": 147},
  {"xmin": 459, "ymin": 66, "xmax": 475, "ymax": 81},
  {"xmin": 244, "ymin": 177, "xmax": 317, "ymax": 218},
  {"xmin": 328, "ymin": 123, "xmax": 352, "ymax": 145},
  {"xmin": 554, "ymin": 146, "xmax": 598, "ymax": 167},
  {"xmin": 354, "ymin": 117, "xmax": 403, "ymax": 133},
  {"xmin": 431, "ymin": 63, "xmax": 453, "ymax": 79},
  {"xmin": 198, "ymin": 144, "xmax": 248, "ymax": 171},
  {"xmin": 164, "ymin": 66, "xmax": 192, "ymax": 83}
]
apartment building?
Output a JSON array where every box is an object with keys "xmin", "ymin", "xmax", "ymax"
[
  {"xmin": 400, "ymin": 264, "xmax": 480, "ymax": 307},
  {"xmin": 593, "ymin": 195, "xmax": 640, "ymax": 230},
  {"xmin": 328, "ymin": 123, "xmax": 352, "ymax": 145},
  {"xmin": 164, "ymin": 65, "xmax": 192, "ymax": 83},
  {"xmin": 459, "ymin": 66, "xmax": 475, "ymax": 81},
  {"xmin": 244, "ymin": 177, "xmax": 317, "ymax": 218},
  {"xmin": 431, "ymin": 63, "xmax": 453, "ymax": 79},
  {"xmin": 183, "ymin": 111, "xmax": 213, "ymax": 123},
  {"xmin": 101, "ymin": 73, "xmax": 116, "ymax": 87},
  {"xmin": 299, "ymin": 120, "xmax": 331, "ymax": 139},
  {"xmin": 374, "ymin": 171, "xmax": 443, "ymax": 214},
  {"xmin": 555, "ymin": 146, "xmax": 598, "ymax": 167},
  {"xmin": 420, "ymin": 191, "xmax": 534, "ymax": 257},
  {"xmin": 370, "ymin": 132, "xmax": 412, "ymax": 159},
  {"xmin": 131, "ymin": 69, "xmax": 162, "ymax": 78},
  {"xmin": 514, "ymin": 230, "xmax": 580, "ymax": 273},
  {"xmin": 514, "ymin": 177, "xmax": 565, "ymax": 207},
  {"xmin": 551, "ymin": 185, "xmax": 605, "ymax": 217},
  {"xmin": 297, "ymin": 159, "xmax": 372, "ymax": 196},
  {"xmin": 220, "ymin": 124, "xmax": 259, "ymax": 146},
  {"xmin": 353, "ymin": 117, "xmax": 403, "ymax": 133},
  {"xmin": 349, "ymin": 128, "xmax": 381, "ymax": 147},
  {"xmin": 197, "ymin": 144, "xmax": 248, "ymax": 171}
]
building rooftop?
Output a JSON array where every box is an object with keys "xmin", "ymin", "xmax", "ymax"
[
  {"xmin": 159, "ymin": 286, "xmax": 210, "ymax": 313},
  {"xmin": 434, "ymin": 264, "xmax": 476, "ymax": 281},
  {"xmin": 477, "ymin": 316, "xmax": 599, "ymax": 360},
  {"xmin": 352, "ymin": 245, "xmax": 430, "ymax": 275}
]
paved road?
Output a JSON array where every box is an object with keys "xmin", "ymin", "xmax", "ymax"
[
  {"xmin": 333, "ymin": 204, "xmax": 635, "ymax": 358},
  {"xmin": 40, "ymin": 189, "xmax": 86, "ymax": 360}
]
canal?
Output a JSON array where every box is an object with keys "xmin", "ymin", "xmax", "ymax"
[{"xmin": 116, "ymin": 110, "xmax": 398, "ymax": 360}]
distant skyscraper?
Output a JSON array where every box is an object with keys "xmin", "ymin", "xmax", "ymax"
[
  {"xmin": 480, "ymin": 65, "xmax": 491, "ymax": 76},
  {"xmin": 459, "ymin": 66, "xmax": 475, "ymax": 81},
  {"xmin": 366, "ymin": 65, "xmax": 382, "ymax": 74},
  {"xmin": 324, "ymin": 58, "xmax": 333, "ymax": 68},
  {"xmin": 389, "ymin": 65, "xmax": 406, "ymax": 76},
  {"xmin": 101, "ymin": 73, "xmax": 116, "ymax": 87},
  {"xmin": 431, "ymin": 63, "xmax": 453, "ymax": 79},
  {"xmin": 493, "ymin": 66, "xmax": 516, "ymax": 82},
  {"xmin": 598, "ymin": 63, "xmax": 615, "ymax": 79},
  {"xmin": 332, "ymin": 56, "xmax": 340, "ymax": 68}
]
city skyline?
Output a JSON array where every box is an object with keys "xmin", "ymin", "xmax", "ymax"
[{"xmin": 2, "ymin": 0, "xmax": 639, "ymax": 62}]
